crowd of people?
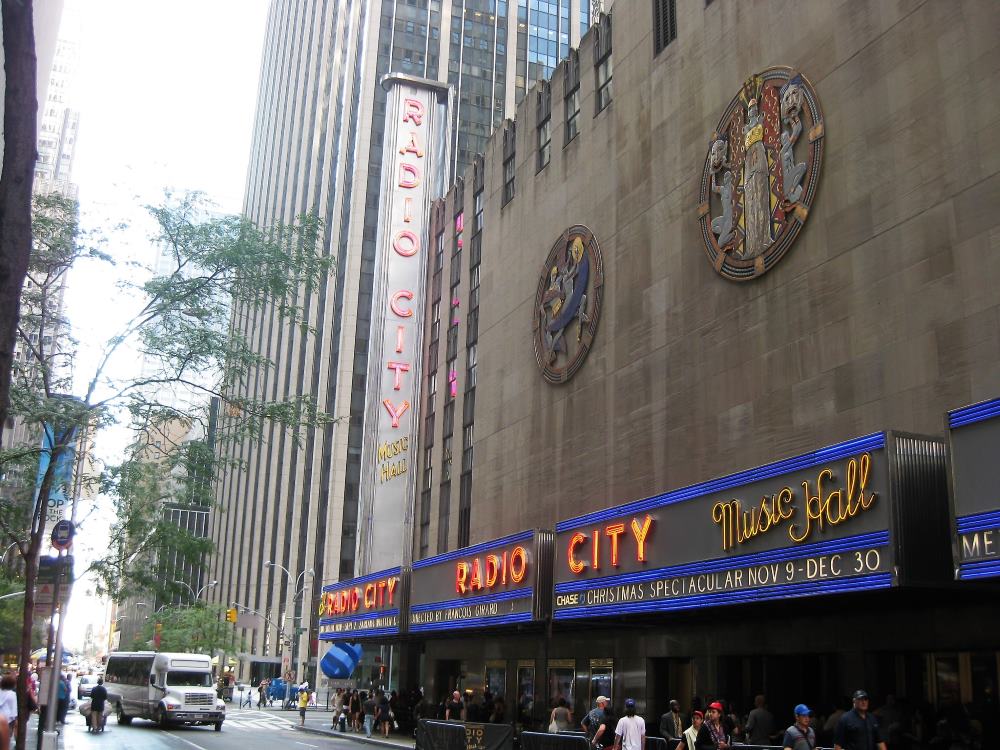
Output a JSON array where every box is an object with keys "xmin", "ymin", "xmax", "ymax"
[
  {"xmin": 312, "ymin": 684, "xmax": 994, "ymax": 750},
  {"xmin": 623, "ymin": 690, "xmax": 993, "ymax": 750},
  {"xmin": 0, "ymin": 668, "xmax": 84, "ymax": 750}
]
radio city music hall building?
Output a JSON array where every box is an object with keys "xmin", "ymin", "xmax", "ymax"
[{"xmin": 317, "ymin": 0, "xmax": 1000, "ymax": 736}]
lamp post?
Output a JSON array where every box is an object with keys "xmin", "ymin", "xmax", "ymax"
[
  {"xmin": 264, "ymin": 561, "xmax": 313, "ymax": 709},
  {"xmin": 174, "ymin": 579, "xmax": 217, "ymax": 601}
]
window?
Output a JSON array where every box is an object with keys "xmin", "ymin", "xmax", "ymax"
[
  {"xmin": 435, "ymin": 231, "xmax": 445, "ymax": 271},
  {"xmin": 503, "ymin": 153, "xmax": 515, "ymax": 205},
  {"xmin": 419, "ymin": 488, "xmax": 431, "ymax": 559},
  {"xmin": 565, "ymin": 87, "xmax": 580, "ymax": 142},
  {"xmin": 437, "ymin": 480, "xmax": 451, "ymax": 553},
  {"xmin": 442, "ymin": 435, "xmax": 453, "ymax": 481},
  {"xmin": 458, "ymin": 471, "xmax": 472, "ymax": 549},
  {"xmin": 596, "ymin": 56, "xmax": 613, "ymax": 112},
  {"xmin": 473, "ymin": 189, "xmax": 484, "ymax": 234},
  {"xmin": 423, "ymin": 448, "xmax": 433, "ymax": 489},
  {"xmin": 654, "ymin": 0, "xmax": 678, "ymax": 55},
  {"xmin": 537, "ymin": 117, "xmax": 551, "ymax": 170}
]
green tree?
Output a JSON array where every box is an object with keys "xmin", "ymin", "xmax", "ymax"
[
  {"xmin": 133, "ymin": 603, "xmax": 243, "ymax": 655},
  {"xmin": 0, "ymin": 192, "xmax": 334, "ymax": 750}
]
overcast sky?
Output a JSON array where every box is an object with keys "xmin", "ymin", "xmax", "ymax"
[{"xmin": 59, "ymin": 0, "xmax": 270, "ymax": 650}]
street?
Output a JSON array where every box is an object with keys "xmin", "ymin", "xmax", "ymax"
[{"xmin": 58, "ymin": 706, "xmax": 412, "ymax": 750}]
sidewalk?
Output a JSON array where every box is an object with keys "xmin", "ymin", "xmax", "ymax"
[{"xmin": 257, "ymin": 704, "xmax": 415, "ymax": 748}]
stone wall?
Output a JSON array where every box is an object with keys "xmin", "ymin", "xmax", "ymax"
[{"xmin": 424, "ymin": 0, "xmax": 1000, "ymax": 549}]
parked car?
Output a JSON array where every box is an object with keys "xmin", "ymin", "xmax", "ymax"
[{"xmin": 77, "ymin": 675, "xmax": 98, "ymax": 700}]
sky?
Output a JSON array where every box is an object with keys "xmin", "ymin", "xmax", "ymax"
[{"xmin": 55, "ymin": 0, "xmax": 270, "ymax": 651}]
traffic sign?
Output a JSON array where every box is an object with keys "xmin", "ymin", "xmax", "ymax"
[{"xmin": 51, "ymin": 520, "xmax": 75, "ymax": 551}]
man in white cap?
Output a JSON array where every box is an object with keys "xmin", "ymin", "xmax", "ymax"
[{"xmin": 583, "ymin": 696, "xmax": 610, "ymax": 744}]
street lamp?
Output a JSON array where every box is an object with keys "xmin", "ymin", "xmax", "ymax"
[
  {"xmin": 174, "ymin": 579, "xmax": 217, "ymax": 600},
  {"xmin": 0, "ymin": 590, "xmax": 25, "ymax": 601},
  {"xmin": 263, "ymin": 561, "xmax": 314, "ymax": 708}
]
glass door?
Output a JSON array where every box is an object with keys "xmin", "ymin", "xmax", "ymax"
[
  {"xmin": 485, "ymin": 660, "xmax": 507, "ymax": 722},
  {"xmin": 589, "ymin": 659, "xmax": 613, "ymax": 706},
  {"xmin": 516, "ymin": 661, "xmax": 535, "ymax": 729}
]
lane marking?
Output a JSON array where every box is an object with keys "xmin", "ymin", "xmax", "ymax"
[
  {"xmin": 165, "ymin": 732, "xmax": 211, "ymax": 750},
  {"xmin": 294, "ymin": 743, "xmax": 319, "ymax": 748}
]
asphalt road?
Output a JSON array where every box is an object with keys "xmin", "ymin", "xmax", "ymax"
[{"xmin": 60, "ymin": 706, "xmax": 388, "ymax": 750}]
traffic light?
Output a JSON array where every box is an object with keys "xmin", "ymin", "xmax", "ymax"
[{"xmin": 226, "ymin": 608, "xmax": 237, "ymax": 623}]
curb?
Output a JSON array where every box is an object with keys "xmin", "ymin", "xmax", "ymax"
[{"xmin": 293, "ymin": 725, "xmax": 415, "ymax": 748}]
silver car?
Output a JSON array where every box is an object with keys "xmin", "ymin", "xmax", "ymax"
[{"xmin": 77, "ymin": 675, "xmax": 98, "ymax": 700}]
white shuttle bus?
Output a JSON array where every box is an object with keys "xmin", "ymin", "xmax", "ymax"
[{"xmin": 104, "ymin": 651, "xmax": 225, "ymax": 731}]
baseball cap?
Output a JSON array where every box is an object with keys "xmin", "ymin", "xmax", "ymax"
[
  {"xmin": 624, "ymin": 698, "xmax": 636, "ymax": 709},
  {"xmin": 708, "ymin": 701, "xmax": 724, "ymax": 712},
  {"xmin": 595, "ymin": 696, "xmax": 610, "ymax": 704},
  {"xmin": 794, "ymin": 704, "xmax": 812, "ymax": 716},
  {"xmin": 691, "ymin": 710, "xmax": 704, "ymax": 720},
  {"xmin": 852, "ymin": 690, "xmax": 869, "ymax": 701}
]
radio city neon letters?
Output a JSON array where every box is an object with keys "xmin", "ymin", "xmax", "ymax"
[
  {"xmin": 378, "ymin": 95, "xmax": 426, "ymax": 434},
  {"xmin": 568, "ymin": 515, "xmax": 654, "ymax": 574},
  {"xmin": 320, "ymin": 577, "xmax": 399, "ymax": 617},
  {"xmin": 455, "ymin": 545, "xmax": 528, "ymax": 594}
]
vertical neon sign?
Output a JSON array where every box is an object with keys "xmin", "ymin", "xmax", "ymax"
[{"xmin": 357, "ymin": 75, "xmax": 452, "ymax": 575}]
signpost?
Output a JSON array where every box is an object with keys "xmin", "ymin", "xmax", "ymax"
[{"xmin": 50, "ymin": 520, "xmax": 74, "ymax": 551}]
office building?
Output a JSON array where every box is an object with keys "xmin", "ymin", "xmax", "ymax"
[
  {"xmin": 209, "ymin": 0, "xmax": 596, "ymax": 684},
  {"xmin": 315, "ymin": 0, "xmax": 1000, "ymax": 736}
]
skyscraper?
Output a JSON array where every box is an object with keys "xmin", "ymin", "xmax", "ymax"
[{"xmin": 209, "ymin": 0, "xmax": 593, "ymax": 683}]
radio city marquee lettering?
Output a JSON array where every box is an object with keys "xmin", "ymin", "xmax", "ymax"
[
  {"xmin": 456, "ymin": 544, "xmax": 528, "ymax": 594},
  {"xmin": 712, "ymin": 452, "xmax": 876, "ymax": 551},
  {"xmin": 318, "ymin": 570, "xmax": 402, "ymax": 638},
  {"xmin": 359, "ymin": 76, "xmax": 450, "ymax": 573},
  {"xmin": 409, "ymin": 532, "xmax": 545, "ymax": 632},
  {"xmin": 554, "ymin": 436, "xmax": 899, "ymax": 620},
  {"xmin": 948, "ymin": 397, "xmax": 1000, "ymax": 580}
]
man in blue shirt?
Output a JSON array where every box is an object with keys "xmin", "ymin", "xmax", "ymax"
[{"xmin": 834, "ymin": 690, "xmax": 886, "ymax": 750}]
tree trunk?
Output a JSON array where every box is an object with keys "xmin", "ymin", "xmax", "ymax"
[
  {"xmin": 14, "ymin": 435, "xmax": 57, "ymax": 750},
  {"xmin": 14, "ymin": 532, "xmax": 38, "ymax": 750},
  {"xmin": 0, "ymin": 0, "xmax": 38, "ymax": 446}
]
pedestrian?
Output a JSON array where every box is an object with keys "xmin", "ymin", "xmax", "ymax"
[
  {"xmin": 56, "ymin": 673, "xmax": 69, "ymax": 726},
  {"xmin": 660, "ymin": 699, "xmax": 687, "ymax": 742},
  {"xmin": 445, "ymin": 690, "xmax": 464, "ymax": 721},
  {"xmin": 782, "ymin": 704, "xmax": 816, "ymax": 750},
  {"xmin": 378, "ymin": 689, "xmax": 392, "ymax": 737},
  {"xmin": 0, "ymin": 673, "xmax": 17, "ymax": 750},
  {"xmin": 363, "ymin": 690, "xmax": 377, "ymax": 737},
  {"xmin": 549, "ymin": 697, "xmax": 573, "ymax": 733},
  {"xmin": 242, "ymin": 683, "xmax": 253, "ymax": 709},
  {"xmin": 594, "ymin": 701, "xmax": 617, "ymax": 750},
  {"xmin": 834, "ymin": 690, "xmax": 886, "ymax": 750},
  {"xmin": 332, "ymin": 688, "xmax": 344, "ymax": 730},
  {"xmin": 89, "ymin": 678, "xmax": 108, "ymax": 733},
  {"xmin": 350, "ymin": 689, "xmax": 362, "ymax": 731},
  {"xmin": 583, "ymin": 696, "xmax": 611, "ymax": 742},
  {"xmin": 746, "ymin": 694, "xmax": 775, "ymax": 745},
  {"xmin": 298, "ymin": 684, "xmax": 310, "ymax": 726},
  {"xmin": 683, "ymin": 710, "xmax": 705, "ymax": 750},
  {"xmin": 258, "ymin": 679, "xmax": 267, "ymax": 710},
  {"xmin": 704, "ymin": 702, "xmax": 730, "ymax": 750},
  {"xmin": 613, "ymin": 698, "xmax": 646, "ymax": 750}
]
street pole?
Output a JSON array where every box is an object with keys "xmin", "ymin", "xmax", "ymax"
[{"xmin": 37, "ymin": 554, "xmax": 69, "ymax": 750}]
